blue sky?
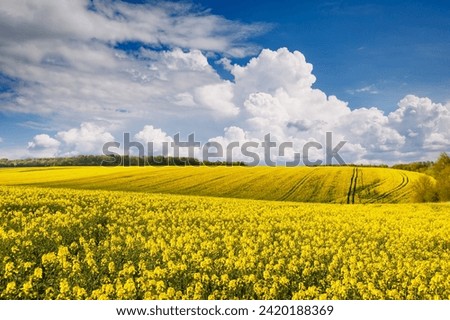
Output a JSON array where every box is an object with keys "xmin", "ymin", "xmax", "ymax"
[{"xmin": 0, "ymin": 0, "xmax": 449, "ymax": 163}]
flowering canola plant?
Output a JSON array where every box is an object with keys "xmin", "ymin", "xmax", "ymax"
[
  {"xmin": 0, "ymin": 166, "xmax": 424, "ymax": 203},
  {"xmin": 1, "ymin": 186, "xmax": 449, "ymax": 299}
]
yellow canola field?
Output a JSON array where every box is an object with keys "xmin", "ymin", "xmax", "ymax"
[
  {"xmin": 0, "ymin": 166, "xmax": 425, "ymax": 203},
  {"xmin": 1, "ymin": 186, "xmax": 449, "ymax": 300}
]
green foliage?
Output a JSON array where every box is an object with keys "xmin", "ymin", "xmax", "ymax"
[
  {"xmin": 436, "ymin": 166, "xmax": 450, "ymax": 201},
  {"xmin": 433, "ymin": 152, "xmax": 450, "ymax": 174},
  {"xmin": 409, "ymin": 153, "xmax": 450, "ymax": 202},
  {"xmin": 411, "ymin": 176, "xmax": 439, "ymax": 203},
  {"xmin": 392, "ymin": 161, "xmax": 434, "ymax": 173},
  {"xmin": 432, "ymin": 153, "xmax": 450, "ymax": 202}
]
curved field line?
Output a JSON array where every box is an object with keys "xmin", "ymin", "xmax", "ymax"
[
  {"xmin": 389, "ymin": 174, "xmax": 414, "ymax": 202},
  {"xmin": 279, "ymin": 169, "xmax": 317, "ymax": 201},
  {"xmin": 384, "ymin": 172, "xmax": 409, "ymax": 200},
  {"xmin": 370, "ymin": 172, "xmax": 409, "ymax": 203}
]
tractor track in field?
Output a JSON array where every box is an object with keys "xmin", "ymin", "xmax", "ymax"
[
  {"xmin": 279, "ymin": 169, "xmax": 317, "ymax": 201},
  {"xmin": 347, "ymin": 167, "xmax": 359, "ymax": 204},
  {"xmin": 370, "ymin": 172, "xmax": 410, "ymax": 203},
  {"xmin": 352, "ymin": 168, "xmax": 359, "ymax": 204}
]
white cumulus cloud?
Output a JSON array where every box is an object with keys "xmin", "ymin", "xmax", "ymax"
[
  {"xmin": 56, "ymin": 122, "xmax": 114, "ymax": 155},
  {"xmin": 27, "ymin": 134, "xmax": 61, "ymax": 157},
  {"xmin": 388, "ymin": 95, "xmax": 450, "ymax": 153},
  {"xmin": 134, "ymin": 125, "xmax": 173, "ymax": 155}
]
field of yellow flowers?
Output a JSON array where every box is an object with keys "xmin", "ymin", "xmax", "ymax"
[
  {"xmin": 1, "ymin": 185, "xmax": 449, "ymax": 299},
  {"xmin": 0, "ymin": 166, "xmax": 424, "ymax": 203}
]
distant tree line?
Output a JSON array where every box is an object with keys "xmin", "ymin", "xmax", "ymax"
[
  {"xmin": 0, "ymin": 155, "xmax": 246, "ymax": 167},
  {"xmin": 392, "ymin": 161, "xmax": 434, "ymax": 173},
  {"xmin": 319, "ymin": 164, "xmax": 389, "ymax": 168}
]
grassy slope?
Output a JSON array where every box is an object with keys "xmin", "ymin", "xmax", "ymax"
[{"xmin": 0, "ymin": 166, "xmax": 425, "ymax": 203}]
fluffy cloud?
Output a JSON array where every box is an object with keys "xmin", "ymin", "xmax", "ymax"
[
  {"xmin": 135, "ymin": 125, "xmax": 173, "ymax": 155},
  {"xmin": 27, "ymin": 134, "xmax": 61, "ymax": 157},
  {"xmin": 232, "ymin": 48, "xmax": 317, "ymax": 96},
  {"xmin": 26, "ymin": 122, "xmax": 114, "ymax": 157},
  {"xmin": 208, "ymin": 126, "xmax": 253, "ymax": 162},
  {"xmin": 194, "ymin": 82, "xmax": 238, "ymax": 117},
  {"xmin": 28, "ymin": 134, "xmax": 60, "ymax": 149},
  {"xmin": 388, "ymin": 95, "xmax": 450, "ymax": 152},
  {"xmin": 135, "ymin": 125, "xmax": 173, "ymax": 144},
  {"xmin": 56, "ymin": 122, "xmax": 114, "ymax": 155},
  {"xmin": 232, "ymin": 49, "xmax": 350, "ymax": 137}
]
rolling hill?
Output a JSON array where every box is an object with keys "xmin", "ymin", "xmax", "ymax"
[{"xmin": 0, "ymin": 166, "xmax": 426, "ymax": 203}]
